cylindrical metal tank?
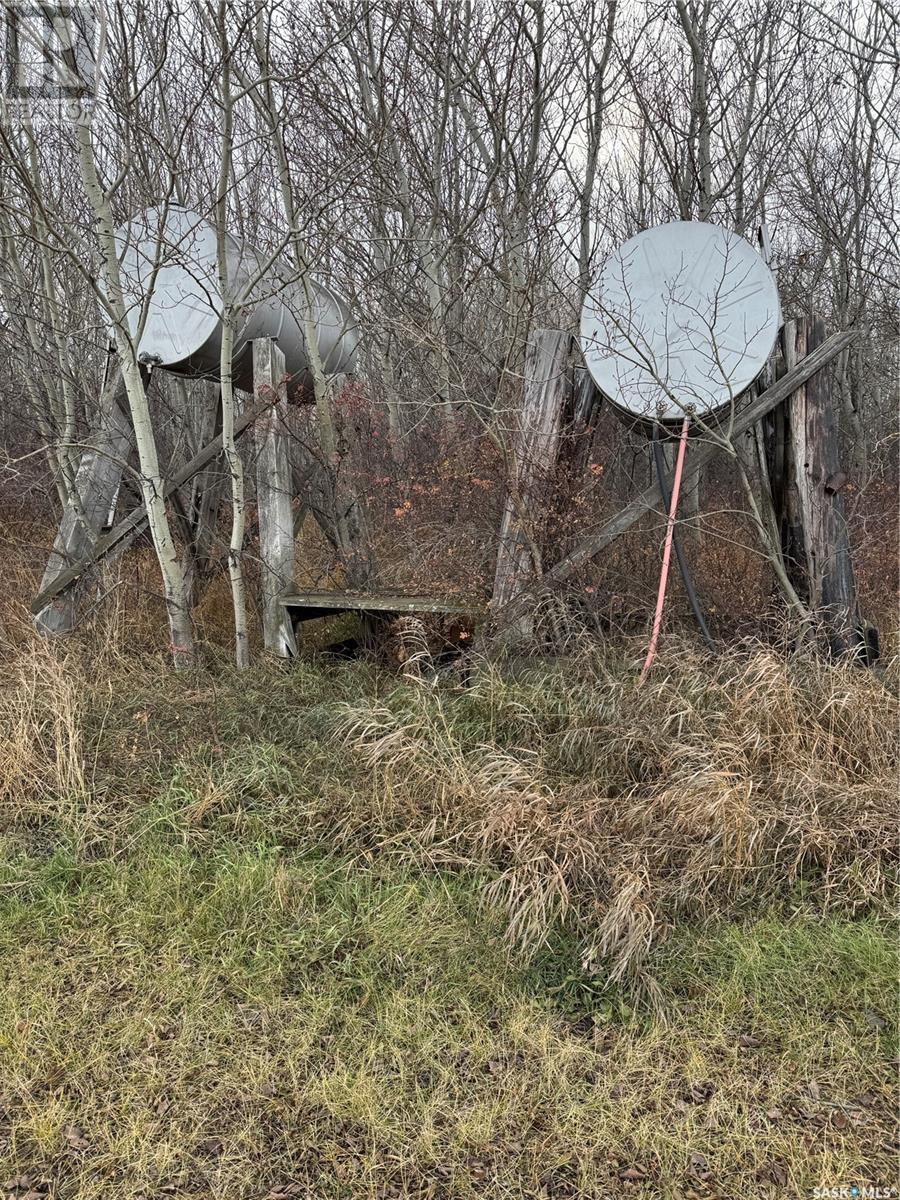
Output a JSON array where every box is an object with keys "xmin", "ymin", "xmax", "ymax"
[{"xmin": 115, "ymin": 204, "xmax": 358, "ymax": 402}]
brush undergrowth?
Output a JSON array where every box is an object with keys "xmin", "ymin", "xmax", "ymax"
[{"xmin": 2, "ymin": 629, "xmax": 894, "ymax": 987}]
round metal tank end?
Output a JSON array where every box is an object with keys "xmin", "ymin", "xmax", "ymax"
[
  {"xmin": 114, "ymin": 205, "xmax": 358, "ymax": 401},
  {"xmin": 580, "ymin": 221, "xmax": 781, "ymax": 425}
]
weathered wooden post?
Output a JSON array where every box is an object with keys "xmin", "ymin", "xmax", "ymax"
[
  {"xmin": 253, "ymin": 338, "xmax": 296, "ymax": 657},
  {"xmin": 35, "ymin": 360, "xmax": 135, "ymax": 635},
  {"xmin": 786, "ymin": 317, "xmax": 865, "ymax": 657},
  {"xmin": 182, "ymin": 383, "xmax": 225, "ymax": 593},
  {"xmin": 491, "ymin": 329, "xmax": 573, "ymax": 641},
  {"xmin": 564, "ymin": 364, "xmax": 603, "ymax": 477},
  {"xmin": 766, "ymin": 319, "xmax": 807, "ymax": 575}
]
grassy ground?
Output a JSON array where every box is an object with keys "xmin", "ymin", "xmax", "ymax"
[
  {"xmin": 0, "ymin": 846, "xmax": 895, "ymax": 1199},
  {"xmin": 0, "ymin": 632, "xmax": 896, "ymax": 1198}
]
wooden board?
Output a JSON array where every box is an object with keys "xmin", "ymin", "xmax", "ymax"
[{"xmin": 280, "ymin": 590, "xmax": 479, "ymax": 624}]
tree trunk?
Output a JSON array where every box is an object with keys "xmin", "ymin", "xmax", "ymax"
[
  {"xmin": 214, "ymin": 37, "xmax": 250, "ymax": 666},
  {"xmin": 74, "ymin": 117, "xmax": 194, "ymax": 666},
  {"xmin": 221, "ymin": 316, "xmax": 251, "ymax": 666}
]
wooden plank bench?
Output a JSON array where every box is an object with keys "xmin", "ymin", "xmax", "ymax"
[{"xmin": 279, "ymin": 590, "xmax": 481, "ymax": 626}]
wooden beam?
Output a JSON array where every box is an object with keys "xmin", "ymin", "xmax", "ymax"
[
  {"xmin": 492, "ymin": 329, "xmax": 572, "ymax": 641},
  {"xmin": 253, "ymin": 338, "xmax": 296, "ymax": 657},
  {"xmin": 491, "ymin": 327, "xmax": 859, "ymax": 628},
  {"xmin": 30, "ymin": 394, "xmax": 274, "ymax": 615},
  {"xmin": 34, "ymin": 364, "xmax": 135, "ymax": 633},
  {"xmin": 280, "ymin": 590, "xmax": 477, "ymax": 616},
  {"xmin": 788, "ymin": 318, "xmax": 864, "ymax": 656}
]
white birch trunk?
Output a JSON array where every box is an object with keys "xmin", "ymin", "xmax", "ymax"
[
  {"xmin": 220, "ymin": 315, "xmax": 250, "ymax": 667},
  {"xmin": 73, "ymin": 119, "xmax": 194, "ymax": 666},
  {"xmin": 215, "ymin": 36, "xmax": 250, "ymax": 668}
]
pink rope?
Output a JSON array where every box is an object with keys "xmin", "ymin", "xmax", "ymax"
[{"xmin": 638, "ymin": 416, "xmax": 690, "ymax": 686}]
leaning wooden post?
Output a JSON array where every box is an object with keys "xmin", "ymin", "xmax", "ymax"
[
  {"xmin": 35, "ymin": 360, "xmax": 135, "ymax": 635},
  {"xmin": 253, "ymin": 338, "xmax": 296, "ymax": 657},
  {"xmin": 491, "ymin": 329, "xmax": 572, "ymax": 642},
  {"xmin": 769, "ymin": 319, "xmax": 807, "ymax": 576},
  {"xmin": 787, "ymin": 317, "xmax": 865, "ymax": 657}
]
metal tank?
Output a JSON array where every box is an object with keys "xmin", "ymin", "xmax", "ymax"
[
  {"xmin": 580, "ymin": 221, "xmax": 781, "ymax": 427},
  {"xmin": 115, "ymin": 204, "xmax": 359, "ymax": 401}
]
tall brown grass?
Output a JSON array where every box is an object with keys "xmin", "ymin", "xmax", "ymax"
[
  {"xmin": 0, "ymin": 636, "xmax": 86, "ymax": 821},
  {"xmin": 335, "ymin": 644, "xmax": 897, "ymax": 990}
]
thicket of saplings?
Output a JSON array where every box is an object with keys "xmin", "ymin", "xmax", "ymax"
[{"xmin": 0, "ymin": 527, "xmax": 896, "ymax": 1197}]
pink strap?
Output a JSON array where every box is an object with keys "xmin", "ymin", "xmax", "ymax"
[{"xmin": 638, "ymin": 416, "xmax": 690, "ymax": 685}]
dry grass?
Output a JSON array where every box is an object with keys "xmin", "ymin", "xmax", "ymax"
[
  {"xmin": 0, "ymin": 593, "xmax": 896, "ymax": 990},
  {"xmin": 332, "ymin": 642, "xmax": 897, "ymax": 988},
  {"xmin": 0, "ymin": 638, "xmax": 86, "ymax": 822}
]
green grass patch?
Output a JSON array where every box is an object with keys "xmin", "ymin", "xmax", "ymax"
[
  {"xmin": 0, "ymin": 645, "xmax": 895, "ymax": 1196},
  {"xmin": 0, "ymin": 840, "xmax": 895, "ymax": 1199}
]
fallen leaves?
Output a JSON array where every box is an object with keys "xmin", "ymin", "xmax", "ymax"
[
  {"xmin": 2, "ymin": 1179, "xmax": 40, "ymax": 1196},
  {"xmin": 2, "ymin": 1178, "xmax": 47, "ymax": 1200},
  {"xmin": 618, "ymin": 1165, "xmax": 646, "ymax": 1181},
  {"xmin": 63, "ymin": 1123, "xmax": 89, "ymax": 1151},
  {"xmin": 685, "ymin": 1080, "xmax": 715, "ymax": 1105},
  {"xmin": 263, "ymin": 1185, "xmax": 306, "ymax": 1200}
]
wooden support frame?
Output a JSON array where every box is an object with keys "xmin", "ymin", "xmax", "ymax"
[
  {"xmin": 33, "ymin": 318, "xmax": 864, "ymax": 664},
  {"xmin": 492, "ymin": 329, "xmax": 572, "ymax": 640},
  {"xmin": 35, "ymin": 363, "xmax": 136, "ymax": 634},
  {"xmin": 252, "ymin": 338, "xmax": 296, "ymax": 657},
  {"xmin": 31, "ymin": 392, "xmax": 276, "ymax": 615},
  {"xmin": 490, "ymin": 327, "xmax": 859, "ymax": 636}
]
